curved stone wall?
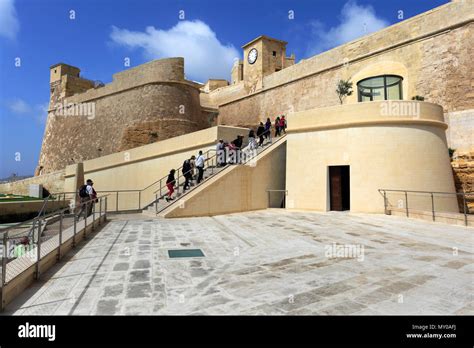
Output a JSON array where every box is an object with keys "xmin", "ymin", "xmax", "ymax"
[
  {"xmin": 285, "ymin": 101, "xmax": 458, "ymax": 213},
  {"xmin": 39, "ymin": 81, "xmax": 207, "ymax": 173}
]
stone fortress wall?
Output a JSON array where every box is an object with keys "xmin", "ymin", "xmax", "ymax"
[
  {"xmin": 32, "ymin": 0, "xmax": 473, "ymax": 193},
  {"xmin": 39, "ymin": 58, "xmax": 214, "ymax": 174},
  {"xmin": 211, "ymin": 0, "xmax": 473, "ymax": 154}
]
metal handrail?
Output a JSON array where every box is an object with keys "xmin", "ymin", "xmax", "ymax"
[
  {"xmin": 0, "ymin": 195, "xmax": 109, "ymax": 311},
  {"xmin": 378, "ymin": 189, "xmax": 473, "ymax": 226},
  {"xmin": 0, "ymin": 195, "xmax": 108, "ymax": 234},
  {"xmin": 152, "ymin": 151, "xmax": 218, "ymax": 195},
  {"xmin": 152, "ymin": 134, "xmax": 288, "ymax": 213}
]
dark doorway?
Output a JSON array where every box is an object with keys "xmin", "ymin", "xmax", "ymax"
[{"xmin": 329, "ymin": 166, "xmax": 350, "ymax": 211}]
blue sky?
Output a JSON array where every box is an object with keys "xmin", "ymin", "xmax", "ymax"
[{"xmin": 0, "ymin": 0, "xmax": 449, "ymax": 178}]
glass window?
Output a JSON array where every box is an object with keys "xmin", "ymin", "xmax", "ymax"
[{"xmin": 357, "ymin": 75, "xmax": 403, "ymax": 102}]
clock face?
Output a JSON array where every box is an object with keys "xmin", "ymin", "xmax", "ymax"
[{"xmin": 248, "ymin": 48, "xmax": 258, "ymax": 64}]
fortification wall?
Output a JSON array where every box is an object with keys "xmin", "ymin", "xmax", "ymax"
[
  {"xmin": 39, "ymin": 58, "xmax": 211, "ymax": 174},
  {"xmin": 216, "ymin": 1, "xmax": 474, "ymax": 149},
  {"xmin": 0, "ymin": 170, "xmax": 65, "ymax": 195}
]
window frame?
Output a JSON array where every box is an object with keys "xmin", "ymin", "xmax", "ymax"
[{"xmin": 357, "ymin": 75, "xmax": 403, "ymax": 102}]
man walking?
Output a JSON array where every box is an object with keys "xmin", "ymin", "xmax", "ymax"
[
  {"xmin": 76, "ymin": 179, "xmax": 96, "ymax": 220},
  {"xmin": 195, "ymin": 150, "xmax": 205, "ymax": 184}
]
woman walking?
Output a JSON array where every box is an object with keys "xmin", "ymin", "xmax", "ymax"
[{"xmin": 166, "ymin": 169, "xmax": 176, "ymax": 202}]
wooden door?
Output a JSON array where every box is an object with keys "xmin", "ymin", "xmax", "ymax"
[{"xmin": 329, "ymin": 167, "xmax": 343, "ymax": 211}]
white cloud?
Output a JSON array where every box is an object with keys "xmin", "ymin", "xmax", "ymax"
[
  {"xmin": 0, "ymin": 0, "xmax": 19, "ymax": 40},
  {"xmin": 307, "ymin": 0, "xmax": 389, "ymax": 56},
  {"xmin": 110, "ymin": 20, "xmax": 239, "ymax": 82},
  {"xmin": 8, "ymin": 98, "xmax": 31, "ymax": 114},
  {"xmin": 6, "ymin": 99, "xmax": 48, "ymax": 124}
]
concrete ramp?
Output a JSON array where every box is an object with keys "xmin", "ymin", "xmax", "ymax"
[{"xmin": 160, "ymin": 136, "xmax": 287, "ymax": 218}]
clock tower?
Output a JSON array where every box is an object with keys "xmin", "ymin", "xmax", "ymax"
[{"xmin": 241, "ymin": 36, "xmax": 295, "ymax": 91}]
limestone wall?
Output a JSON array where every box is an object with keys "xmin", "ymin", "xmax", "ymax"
[
  {"xmin": 216, "ymin": 1, "xmax": 473, "ymax": 150},
  {"xmin": 39, "ymin": 58, "xmax": 210, "ymax": 174},
  {"xmin": 285, "ymin": 102, "xmax": 458, "ymax": 213},
  {"xmin": 0, "ymin": 170, "xmax": 65, "ymax": 195}
]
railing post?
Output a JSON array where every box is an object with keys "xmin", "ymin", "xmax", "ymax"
[
  {"xmin": 405, "ymin": 191, "xmax": 409, "ymax": 217},
  {"xmin": 155, "ymin": 194, "xmax": 158, "ymax": 213},
  {"xmin": 36, "ymin": 219, "xmax": 42, "ymax": 280},
  {"xmin": 116, "ymin": 191, "xmax": 119, "ymax": 212},
  {"xmin": 383, "ymin": 191, "xmax": 387, "ymax": 215},
  {"xmin": 463, "ymin": 194, "xmax": 467, "ymax": 227},
  {"xmin": 84, "ymin": 202, "xmax": 88, "ymax": 240},
  {"xmin": 73, "ymin": 210, "xmax": 77, "ymax": 248},
  {"xmin": 267, "ymin": 191, "xmax": 270, "ymax": 208},
  {"xmin": 138, "ymin": 191, "xmax": 141, "ymax": 210},
  {"xmin": 92, "ymin": 201, "xmax": 96, "ymax": 232},
  {"xmin": 1, "ymin": 230, "xmax": 8, "ymax": 310},
  {"xmin": 159, "ymin": 179, "xmax": 162, "ymax": 199},
  {"xmin": 58, "ymin": 211, "xmax": 63, "ymax": 260},
  {"xmin": 431, "ymin": 193, "xmax": 435, "ymax": 222},
  {"xmin": 99, "ymin": 197, "xmax": 102, "ymax": 225},
  {"xmin": 105, "ymin": 196, "xmax": 108, "ymax": 217}
]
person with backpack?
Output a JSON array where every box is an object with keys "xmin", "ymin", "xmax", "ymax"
[
  {"xmin": 182, "ymin": 156, "xmax": 195, "ymax": 191},
  {"xmin": 195, "ymin": 150, "xmax": 206, "ymax": 184},
  {"xmin": 76, "ymin": 179, "xmax": 96, "ymax": 220},
  {"xmin": 165, "ymin": 169, "xmax": 176, "ymax": 202}
]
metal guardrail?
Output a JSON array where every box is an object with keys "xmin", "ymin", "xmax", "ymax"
[
  {"xmin": 0, "ymin": 195, "xmax": 108, "ymax": 310},
  {"xmin": 378, "ymin": 189, "xmax": 473, "ymax": 226}
]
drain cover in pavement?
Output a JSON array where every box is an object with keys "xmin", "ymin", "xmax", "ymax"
[{"xmin": 168, "ymin": 249, "xmax": 205, "ymax": 258}]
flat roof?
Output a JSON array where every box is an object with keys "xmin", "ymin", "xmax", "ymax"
[
  {"xmin": 242, "ymin": 35, "xmax": 288, "ymax": 49},
  {"xmin": 49, "ymin": 62, "xmax": 80, "ymax": 70}
]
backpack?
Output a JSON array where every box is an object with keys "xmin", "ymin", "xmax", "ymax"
[{"xmin": 79, "ymin": 185, "xmax": 89, "ymax": 198}]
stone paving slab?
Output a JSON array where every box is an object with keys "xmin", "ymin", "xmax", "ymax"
[{"xmin": 4, "ymin": 210, "xmax": 473, "ymax": 315}]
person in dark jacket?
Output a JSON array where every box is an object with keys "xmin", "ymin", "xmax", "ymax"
[
  {"xmin": 256, "ymin": 122, "xmax": 265, "ymax": 147},
  {"xmin": 182, "ymin": 155, "xmax": 195, "ymax": 191},
  {"xmin": 264, "ymin": 118, "xmax": 272, "ymax": 141},
  {"xmin": 166, "ymin": 169, "xmax": 176, "ymax": 202},
  {"xmin": 231, "ymin": 135, "xmax": 244, "ymax": 164},
  {"xmin": 275, "ymin": 117, "xmax": 281, "ymax": 137}
]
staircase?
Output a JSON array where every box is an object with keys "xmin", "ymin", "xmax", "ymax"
[{"xmin": 142, "ymin": 135, "xmax": 286, "ymax": 216}]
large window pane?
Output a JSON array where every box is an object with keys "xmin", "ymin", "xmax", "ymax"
[
  {"xmin": 357, "ymin": 75, "xmax": 403, "ymax": 101},
  {"xmin": 387, "ymin": 84, "xmax": 402, "ymax": 100}
]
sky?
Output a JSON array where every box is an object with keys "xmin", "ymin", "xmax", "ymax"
[{"xmin": 0, "ymin": 0, "xmax": 449, "ymax": 178}]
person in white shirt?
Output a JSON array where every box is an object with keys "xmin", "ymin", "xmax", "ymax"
[{"xmin": 195, "ymin": 151, "xmax": 205, "ymax": 183}]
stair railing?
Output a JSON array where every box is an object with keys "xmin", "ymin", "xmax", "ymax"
[{"xmin": 151, "ymin": 133, "xmax": 287, "ymax": 214}]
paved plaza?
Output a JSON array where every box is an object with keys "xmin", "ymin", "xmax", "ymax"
[{"xmin": 5, "ymin": 210, "xmax": 473, "ymax": 315}]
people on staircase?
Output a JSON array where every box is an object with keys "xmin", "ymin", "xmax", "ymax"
[
  {"xmin": 166, "ymin": 169, "xmax": 176, "ymax": 202},
  {"xmin": 182, "ymin": 155, "xmax": 195, "ymax": 191},
  {"xmin": 231, "ymin": 135, "xmax": 244, "ymax": 164},
  {"xmin": 265, "ymin": 118, "xmax": 272, "ymax": 143},
  {"xmin": 216, "ymin": 139, "xmax": 226, "ymax": 167},
  {"xmin": 275, "ymin": 116, "xmax": 281, "ymax": 137},
  {"xmin": 248, "ymin": 129, "xmax": 257, "ymax": 150},
  {"xmin": 280, "ymin": 115, "xmax": 287, "ymax": 134},
  {"xmin": 256, "ymin": 122, "xmax": 265, "ymax": 147},
  {"xmin": 195, "ymin": 150, "xmax": 206, "ymax": 183}
]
